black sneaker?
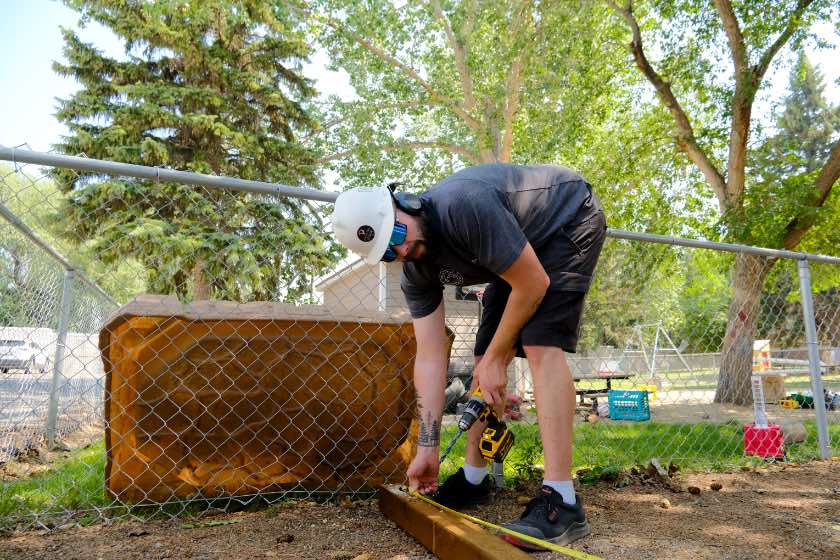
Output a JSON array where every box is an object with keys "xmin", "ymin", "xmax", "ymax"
[
  {"xmin": 432, "ymin": 467, "xmax": 494, "ymax": 510},
  {"xmin": 501, "ymin": 486, "xmax": 591, "ymax": 550}
]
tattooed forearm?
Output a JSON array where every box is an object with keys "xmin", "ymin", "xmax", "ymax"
[{"xmin": 417, "ymin": 410, "xmax": 441, "ymax": 447}]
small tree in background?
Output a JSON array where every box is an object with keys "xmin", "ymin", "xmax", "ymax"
[{"xmin": 52, "ymin": 0, "xmax": 341, "ymax": 302}]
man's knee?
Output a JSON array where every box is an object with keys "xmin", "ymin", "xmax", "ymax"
[{"xmin": 523, "ymin": 345, "xmax": 570, "ymax": 374}]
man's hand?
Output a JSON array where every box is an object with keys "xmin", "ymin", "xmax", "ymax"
[
  {"xmin": 407, "ymin": 447, "xmax": 440, "ymax": 495},
  {"xmin": 474, "ymin": 355, "xmax": 507, "ymax": 411}
]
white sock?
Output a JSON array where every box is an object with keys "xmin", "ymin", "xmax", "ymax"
[
  {"xmin": 543, "ymin": 480, "xmax": 576, "ymax": 505},
  {"xmin": 462, "ymin": 462, "xmax": 487, "ymax": 485}
]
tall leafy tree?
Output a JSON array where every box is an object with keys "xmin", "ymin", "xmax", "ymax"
[
  {"xmin": 606, "ymin": 0, "xmax": 840, "ymax": 404},
  {"xmin": 52, "ymin": 0, "xmax": 341, "ymax": 302},
  {"xmin": 307, "ymin": 0, "xmax": 690, "ymax": 229},
  {"xmin": 303, "ymin": 0, "xmax": 727, "ymax": 361}
]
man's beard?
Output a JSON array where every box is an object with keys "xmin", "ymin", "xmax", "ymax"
[
  {"xmin": 405, "ymin": 214, "xmax": 435, "ymax": 262},
  {"xmin": 401, "ymin": 240, "xmax": 427, "ymax": 262}
]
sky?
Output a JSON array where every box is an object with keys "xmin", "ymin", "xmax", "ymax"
[
  {"xmin": 0, "ymin": 0, "xmax": 355, "ymax": 154},
  {"xmin": 0, "ymin": 0, "xmax": 837, "ymax": 156}
]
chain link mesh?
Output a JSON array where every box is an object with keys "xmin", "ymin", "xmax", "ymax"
[
  {"xmin": 0, "ymin": 157, "xmax": 837, "ymax": 531},
  {"xmin": 808, "ymin": 261, "xmax": 840, "ymax": 453}
]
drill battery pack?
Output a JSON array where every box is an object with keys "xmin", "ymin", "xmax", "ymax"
[{"xmin": 479, "ymin": 418, "xmax": 515, "ymax": 463}]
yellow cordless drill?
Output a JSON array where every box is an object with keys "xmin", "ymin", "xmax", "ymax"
[{"xmin": 439, "ymin": 389, "xmax": 515, "ymax": 465}]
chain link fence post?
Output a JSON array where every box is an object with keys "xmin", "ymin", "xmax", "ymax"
[
  {"xmin": 796, "ymin": 259, "xmax": 831, "ymax": 459},
  {"xmin": 46, "ymin": 268, "xmax": 75, "ymax": 450}
]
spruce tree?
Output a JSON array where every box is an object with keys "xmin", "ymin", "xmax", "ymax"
[{"xmin": 52, "ymin": 0, "xmax": 339, "ymax": 302}]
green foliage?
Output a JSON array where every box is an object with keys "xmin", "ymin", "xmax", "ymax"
[
  {"xmin": 0, "ymin": 441, "xmax": 108, "ymax": 524},
  {"xmin": 675, "ymin": 250, "xmax": 731, "ymax": 352},
  {"xmin": 580, "ymin": 240, "xmax": 685, "ymax": 350},
  {"xmin": 640, "ymin": 0, "xmax": 834, "ymax": 178},
  {"xmin": 509, "ymin": 426, "xmax": 544, "ymax": 481},
  {"xmin": 735, "ymin": 52, "xmax": 840, "ymax": 251},
  {"xmin": 576, "ymin": 464, "xmax": 622, "ymax": 486},
  {"xmin": 0, "ymin": 172, "xmax": 66, "ymax": 326},
  {"xmin": 52, "ymin": 0, "xmax": 342, "ymax": 301},
  {"xmin": 0, "ymin": 166, "xmax": 143, "ymax": 306},
  {"xmin": 440, "ymin": 420, "xmax": 839, "ymax": 486},
  {"xmin": 310, "ymin": 0, "xmax": 693, "ymax": 234}
]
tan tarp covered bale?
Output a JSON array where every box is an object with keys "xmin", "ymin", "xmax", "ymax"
[{"xmin": 100, "ymin": 295, "xmax": 419, "ymax": 502}]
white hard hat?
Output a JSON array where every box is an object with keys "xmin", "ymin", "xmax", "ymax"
[{"xmin": 331, "ymin": 186, "xmax": 395, "ymax": 264}]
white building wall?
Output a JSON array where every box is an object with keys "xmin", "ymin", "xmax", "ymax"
[
  {"xmin": 321, "ymin": 264, "xmax": 483, "ymax": 369},
  {"xmin": 321, "ymin": 265, "xmax": 381, "ymax": 313}
]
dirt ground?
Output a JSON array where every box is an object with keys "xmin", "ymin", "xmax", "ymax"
[{"xmin": 2, "ymin": 460, "xmax": 839, "ymax": 560}]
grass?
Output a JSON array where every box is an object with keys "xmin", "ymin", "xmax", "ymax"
[
  {"xmin": 439, "ymin": 420, "xmax": 840, "ymax": 483},
  {"xmin": 2, "ymin": 421, "xmax": 837, "ymax": 523},
  {"xmin": 0, "ymin": 440, "xmax": 109, "ymax": 525}
]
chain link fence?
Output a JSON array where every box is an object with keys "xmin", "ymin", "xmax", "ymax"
[{"xmin": 0, "ymin": 147, "xmax": 838, "ymax": 530}]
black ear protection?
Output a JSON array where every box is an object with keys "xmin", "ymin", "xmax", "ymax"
[{"xmin": 387, "ymin": 181, "xmax": 423, "ymax": 215}]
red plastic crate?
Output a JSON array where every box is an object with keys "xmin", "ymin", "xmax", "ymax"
[{"xmin": 743, "ymin": 423, "xmax": 784, "ymax": 458}]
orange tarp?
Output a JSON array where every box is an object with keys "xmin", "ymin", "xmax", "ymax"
[{"xmin": 100, "ymin": 296, "xmax": 418, "ymax": 502}]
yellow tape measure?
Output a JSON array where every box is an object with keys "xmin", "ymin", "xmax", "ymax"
[{"xmin": 409, "ymin": 490, "xmax": 605, "ymax": 560}]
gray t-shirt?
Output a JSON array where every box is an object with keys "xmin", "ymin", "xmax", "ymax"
[{"xmin": 401, "ymin": 163, "xmax": 594, "ymax": 318}]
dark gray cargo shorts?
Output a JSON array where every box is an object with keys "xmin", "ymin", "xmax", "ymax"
[{"xmin": 474, "ymin": 193, "xmax": 606, "ymax": 356}]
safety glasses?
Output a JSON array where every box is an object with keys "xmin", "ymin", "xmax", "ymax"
[{"xmin": 381, "ymin": 221, "xmax": 408, "ymax": 262}]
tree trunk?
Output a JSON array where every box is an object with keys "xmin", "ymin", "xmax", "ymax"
[
  {"xmin": 714, "ymin": 253, "xmax": 773, "ymax": 405},
  {"xmin": 192, "ymin": 258, "xmax": 211, "ymax": 301}
]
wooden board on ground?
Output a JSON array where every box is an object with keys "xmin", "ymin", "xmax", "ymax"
[{"xmin": 378, "ymin": 484, "xmax": 532, "ymax": 560}]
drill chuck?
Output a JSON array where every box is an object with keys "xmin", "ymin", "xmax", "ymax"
[{"xmin": 457, "ymin": 396, "xmax": 486, "ymax": 432}]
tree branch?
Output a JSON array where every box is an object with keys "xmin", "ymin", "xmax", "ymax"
[
  {"xmin": 714, "ymin": 0, "xmax": 816, "ymax": 206},
  {"xmin": 780, "ymin": 138, "xmax": 840, "ymax": 249},
  {"xmin": 500, "ymin": 1, "xmax": 533, "ymax": 162},
  {"xmin": 320, "ymin": 141, "xmax": 480, "ymax": 164},
  {"xmin": 501, "ymin": 55, "xmax": 524, "ymax": 163},
  {"xmin": 713, "ymin": 0, "xmax": 748, "ymax": 74},
  {"xmin": 755, "ymin": 0, "xmax": 815, "ymax": 79},
  {"xmin": 606, "ymin": 0, "xmax": 728, "ymax": 209},
  {"xmin": 317, "ymin": 16, "xmax": 482, "ymax": 132},
  {"xmin": 462, "ymin": 0, "xmax": 478, "ymax": 39},
  {"xmin": 500, "ymin": 4, "xmax": 532, "ymax": 162},
  {"xmin": 301, "ymin": 101, "xmax": 425, "ymax": 143},
  {"xmin": 430, "ymin": 0, "xmax": 477, "ymax": 114}
]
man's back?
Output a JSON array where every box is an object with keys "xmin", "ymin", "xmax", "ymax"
[{"xmin": 425, "ymin": 163, "xmax": 593, "ymax": 250}]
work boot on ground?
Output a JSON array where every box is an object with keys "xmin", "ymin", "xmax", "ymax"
[
  {"xmin": 501, "ymin": 486, "xmax": 591, "ymax": 550},
  {"xmin": 432, "ymin": 467, "xmax": 494, "ymax": 510}
]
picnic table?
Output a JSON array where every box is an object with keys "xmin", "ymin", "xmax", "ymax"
[{"xmin": 572, "ymin": 371, "xmax": 633, "ymax": 407}]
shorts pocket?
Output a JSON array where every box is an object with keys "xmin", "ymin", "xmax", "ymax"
[
  {"xmin": 549, "ymin": 271, "xmax": 591, "ymax": 292},
  {"xmin": 563, "ymin": 212, "xmax": 604, "ymax": 256}
]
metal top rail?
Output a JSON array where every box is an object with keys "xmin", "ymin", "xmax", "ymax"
[
  {"xmin": 3, "ymin": 146, "xmax": 840, "ymax": 266},
  {"xmin": 0, "ymin": 146, "xmax": 336, "ymax": 203}
]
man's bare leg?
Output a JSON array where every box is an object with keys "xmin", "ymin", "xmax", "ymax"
[
  {"xmin": 523, "ymin": 345, "xmax": 575, "ymax": 483},
  {"xmin": 500, "ymin": 344, "xmax": 589, "ymax": 550}
]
